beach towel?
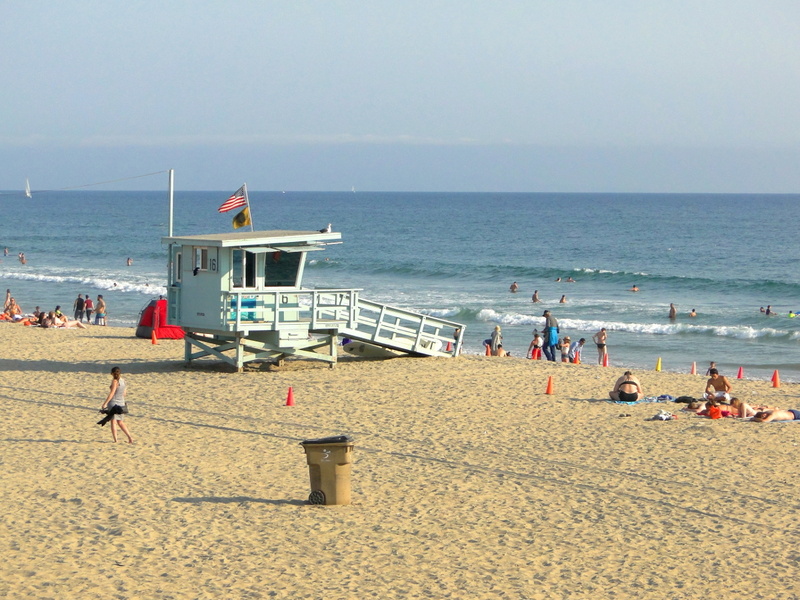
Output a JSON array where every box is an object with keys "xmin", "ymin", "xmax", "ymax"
[{"xmin": 611, "ymin": 396, "xmax": 671, "ymax": 405}]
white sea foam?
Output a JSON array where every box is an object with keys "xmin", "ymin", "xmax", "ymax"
[
  {"xmin": 475, "ymin": 309, "xmax": 795, "ymax": 340},
  {"xmin": 0, "ymin": 271, "xmax": 167, "ymax": 296}
]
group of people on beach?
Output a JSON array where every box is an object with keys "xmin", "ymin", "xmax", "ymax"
[
  {"xmin": 609, "ymin": 364, "xmax": 799, "ymax": 422},
  {"xmin": 2, "ymin": 289, "xmax": 107, "ymax": 328}
]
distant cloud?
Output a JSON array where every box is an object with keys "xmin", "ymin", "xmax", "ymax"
[{"xmin": 0, "ymin": 133, "xmax": 495, "ymax": 148}]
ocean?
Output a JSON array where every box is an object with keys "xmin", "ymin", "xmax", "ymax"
[{"xmin": 2, "ymin": 189, "xmax": 799, "ymax": 382}]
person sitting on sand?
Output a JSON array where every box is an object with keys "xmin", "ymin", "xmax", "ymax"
[
  {"xmin": 609, "ymin": 371, "xmax": 644, "ymax": 402},
  {"xmin": 496, "ymin": 344, "xmax": 509, "ymax": 357},
  {"xmin": 752, "ymin": 408, "xmax": 800, "ymax": 422},
  {"xmin": 5, "ymin": 297, "xmax": 21, "ymax": 316},
  {"xmin": 704, "ymin": 368, "xmax": 732, "ymax": 401}
]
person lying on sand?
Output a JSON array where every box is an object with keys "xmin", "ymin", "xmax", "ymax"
[
  {"xmin": 687, "ymin": 398, "xmax": 773, "ymax": 418},
  {"xmin": 752, "ymin": 409, "xmax": 800, "ymax": 422}
]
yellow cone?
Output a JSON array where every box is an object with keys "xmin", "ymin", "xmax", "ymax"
[{"xmin": 655, "ymin": 357, "xmax": 662, "ymax": 372}]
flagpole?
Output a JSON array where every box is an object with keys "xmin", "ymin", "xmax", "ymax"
[
  {"xmin": 168, "ymin": 169, "xmax": 174, "ymax": 237},
  {"xmin": 244, "ymin": 183, "xmax": 254, "ymax": 231}
]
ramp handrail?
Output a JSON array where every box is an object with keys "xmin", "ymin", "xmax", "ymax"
[{"xmin": 219, "ymin": 288, "xmax": 464, "ymax": 357}]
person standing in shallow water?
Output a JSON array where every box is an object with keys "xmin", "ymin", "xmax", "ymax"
[
  {"xmin": 668, "ymin": 303, "xmax": 677, "ymax": 319},
  {"xmin": 99, "ymin": 367, "xmax": 134, "ymax": 443}
]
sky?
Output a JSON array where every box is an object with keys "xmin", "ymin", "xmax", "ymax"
[{"xmin": 2, "ymin": 0, "xmax": 800, "ymax": 193}]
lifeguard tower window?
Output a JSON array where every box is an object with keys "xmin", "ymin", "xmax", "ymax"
[
  {"xmin": 265, "ymin": 251, "xmax": 301, "ymax": 287},
  {"xmin": 194, "ymin": 247, "xmax": 208, "ymax": 271},
  {"xmin": 193, "ymin": 247, "xmax": 218, "ymax": 272},
  {"xmin": 175, "ymin": 252, "xmax": 182, "ymax": 282},
  {"xmin": 232, "ymin": 249, "xmax": 257, "ymax": 288}
]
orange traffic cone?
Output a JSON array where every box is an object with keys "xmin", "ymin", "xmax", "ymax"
[
  {"xmin": 485, "ymin": 344, "xmax": 492, "ymax": 356},
  {"xmin": 690, "ymin": 361, "xmax": 697, "ymax": 375},
  {"xmin": 772, "ymin": 370, "xmax": 781, "ymax": 388},
  {"xmin": 545, "ymin": 376, "xmax": 554, "ymax": 395},
  {"xmin": 286, "ymin": 387, "xmax": 295, "ymax": 406},
  {"xmin": 151, "ymin": 331, "xmax": 157, "ymax": 345},
  {"xmin": 572, "ymin": 356, "xmax": 580, "ymax": 364},
  {"xmin": 446, "ymin": 341, "xmax": 453, "ymax": 353},
  {"xmin": 602, "ymin": 353, "xmax": 609, "ymax": 367},
  {"xmin": 737, "ymin": 366, "xmax": 744, "ymax": 379}
]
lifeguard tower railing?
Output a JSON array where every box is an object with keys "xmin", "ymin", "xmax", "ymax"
[{"xmin": 172, "ymin": 287, "xmax": 464, "ymax": 359}]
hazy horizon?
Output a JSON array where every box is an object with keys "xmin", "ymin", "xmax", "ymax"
[{"xmin": 3, "ymin": 1, "xmax": 800, "ymax": 193}]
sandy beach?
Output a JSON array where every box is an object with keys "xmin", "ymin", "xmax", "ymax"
[{"xmin": 2, "ymin": 325, "xmax": 800, "ymax": 599}]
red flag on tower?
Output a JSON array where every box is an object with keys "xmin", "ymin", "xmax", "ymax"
[{"xmin": 218, "ymin": 185, "xmax": 247, "ymax": 213}]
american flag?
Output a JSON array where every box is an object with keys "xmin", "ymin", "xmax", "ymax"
[{"xmin": 218, "ymin": 185, "xmax": 247, "ymax": 213}]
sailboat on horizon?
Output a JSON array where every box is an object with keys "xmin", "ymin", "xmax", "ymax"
[{"xmin": 25, "ymin": 179, "xmax": 31, "ymax": 198}]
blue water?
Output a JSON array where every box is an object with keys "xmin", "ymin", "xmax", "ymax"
[{"xmin": 2, "ymin": 190, "xmax": 799, "ymax": 381}]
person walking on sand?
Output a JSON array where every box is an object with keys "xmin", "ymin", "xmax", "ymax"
[
  {"xmin": 592, "ymin": 328, "xmax": 607, "ymax": 365},
  {"xmin": 94, "ymin": 295, "xmax": 106, "ymax": 326},
  {"xmin": 98, "ymin": 367, "xmax": 134, "ymax": 443},
  {"xmin": 542, "ymin": 310, "xmax": 559, "ymax": 362}
]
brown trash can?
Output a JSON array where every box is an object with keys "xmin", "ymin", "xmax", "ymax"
[{"xmin": 300, "ymin": 435, "xmax": 355, "ymax": 505}]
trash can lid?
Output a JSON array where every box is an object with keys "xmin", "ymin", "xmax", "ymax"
[{"xmin": 300, "ymin": 435, "xmax": 353, "ymax": 445}]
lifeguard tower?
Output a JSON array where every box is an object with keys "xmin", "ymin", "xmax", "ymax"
[{"xmin": 162, "ymin": 229, "xmax": 465, "ymax": 371}]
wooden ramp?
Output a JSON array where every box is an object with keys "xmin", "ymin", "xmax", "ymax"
[{"xmin": 336, "ymin": 298, "xmax": 464, "ymax": 358}]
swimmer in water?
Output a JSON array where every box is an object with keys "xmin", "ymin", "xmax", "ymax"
[{"xmin": 629, "ymin": 284, "xmax": 639, "ymax": 292}]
